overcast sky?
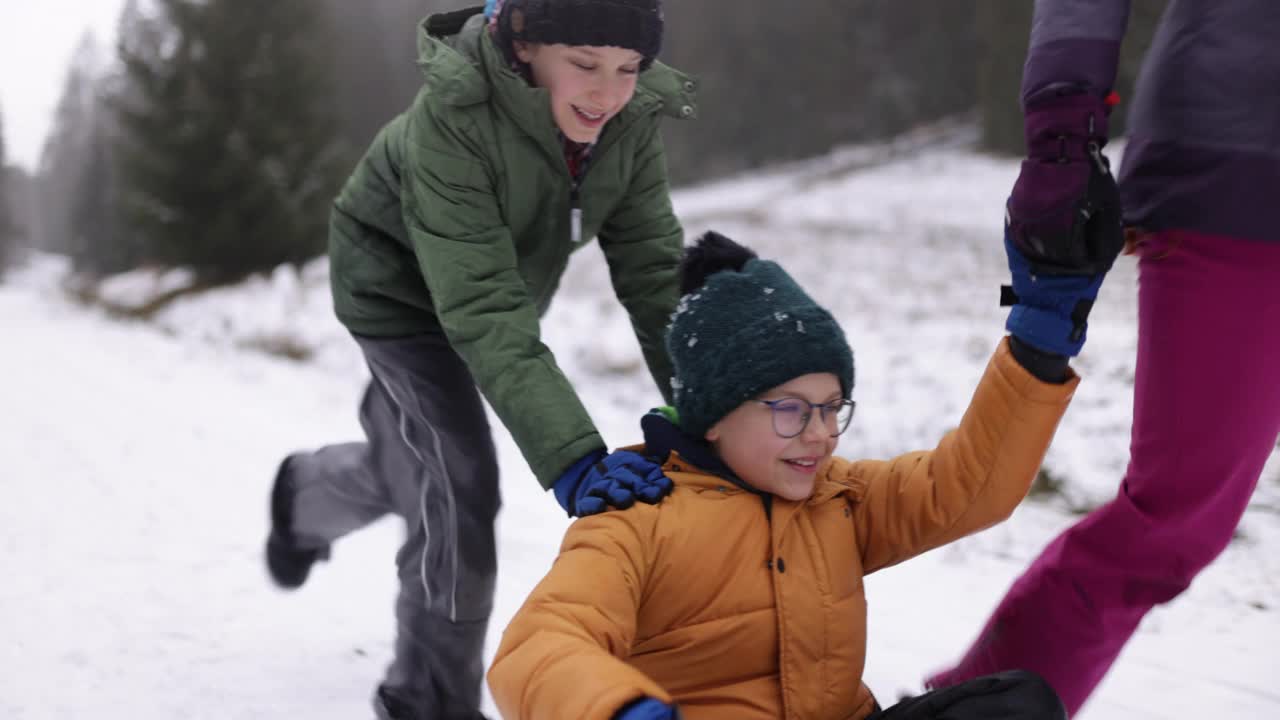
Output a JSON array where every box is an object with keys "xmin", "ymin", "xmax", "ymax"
[{"xmin": 1, "ymin": 1, "xmax": 127, "ymax": 171}]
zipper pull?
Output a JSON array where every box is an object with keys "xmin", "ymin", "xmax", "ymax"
[
  {"xmin": 570, "ymin": 188, "xmax": 583, "ymax": 245},
  {"xmin": 1087, "ymin": 141, "xmax": 1110, "ymax": 176}
]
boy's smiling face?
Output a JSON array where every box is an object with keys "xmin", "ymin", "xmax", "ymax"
[
  {"xmin": 515, "ymin": 42, "xmax": 643, "ymax": 143},
  {"xmin": 705, "ymin": 373, "xmax": 844, "ymax": 501}
]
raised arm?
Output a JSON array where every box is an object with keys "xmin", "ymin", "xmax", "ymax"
[
  {"xmin": 1003, "ymin": 0, "xmax": 1131, "ymax": 359},
  {"xmin": 844, "ymin": 339, "xmax": 1078, "ymax": 574},
  {"xmin": 1022, "ymin": 0, "xmax": 1132, "ymax": 103}
]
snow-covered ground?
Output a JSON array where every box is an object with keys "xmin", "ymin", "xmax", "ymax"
[{"xmin": 2, "ymin": 138, "xmax": 1277, "ymax": 719}]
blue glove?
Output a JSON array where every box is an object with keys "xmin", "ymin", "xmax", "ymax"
[
  {"xmin": 484, "ymin": 0, "xmax": 500, "ymax": 19},
  {"xmin": 1002, "ymin": 222, "xmax": 1108, "ymax": 357},
  {"xmin": 614, "ymin": 697, "xmax": 677, "ymax": 720},
  {"xmin": 553, "ymin": 449, "xmax": 674, "ymax": 517}
]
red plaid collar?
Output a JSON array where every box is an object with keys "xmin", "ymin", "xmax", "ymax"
[{"xmin": 562, "ymin": 135, "xmax": 594, "ymax": 182}]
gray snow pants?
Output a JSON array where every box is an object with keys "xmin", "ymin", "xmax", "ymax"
[{"xmin": 285, "ymin": 332, "xmax": 500, "ymax": 719}]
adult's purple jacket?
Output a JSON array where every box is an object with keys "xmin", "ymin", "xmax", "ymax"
[{"xmin": 1023, "ymin": 0, "xmax": 1280, "ymax": 243}]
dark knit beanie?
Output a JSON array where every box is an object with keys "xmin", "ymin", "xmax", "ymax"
[
  {"xmin": 666, "ymin": 232, "xmax": 856, "ymax": 438},
  {"xmin": 490, "ymin": 0, "xmax": 664, "ymax": 70}
]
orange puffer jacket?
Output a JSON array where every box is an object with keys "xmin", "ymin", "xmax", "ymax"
[{"xmin": 488, "ymin": 340, "xmax": 1078, "ymax": 720}]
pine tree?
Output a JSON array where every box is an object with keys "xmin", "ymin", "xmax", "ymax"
[
  {"xmin": 66, "ymin": 111, "xmax": 132, "ymax": 274},
  {"xmin": 56, "ymin": 0, "xmax": 151, "ymax": 275},
  {"xmin": 115, "ymin": 0, "xmax": 345, "ymax": 283},
  {"xmin": 322, "ymin": 0, "xmax": 436, "ymax": 160},
  {"xmin": 37, "ymin": 33, "xmax": 104, "ymax": 258},
  {"xmin": 0, "ymin": 107, "xmax": 14, "ymax": 275}
]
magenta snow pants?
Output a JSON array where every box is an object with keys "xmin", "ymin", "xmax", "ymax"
[{"xmin": 927, "ymin": 229, "xmax": 1280, "ymax": 716}]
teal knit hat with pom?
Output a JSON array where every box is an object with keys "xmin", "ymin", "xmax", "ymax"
[{"xmin": 666, "ymin": 231, "xmax": 855, "ymax": 437}]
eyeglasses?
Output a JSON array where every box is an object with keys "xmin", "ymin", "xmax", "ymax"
[{"xmin": 753, "ymin": 397, "xmax": 856, "ymax": 438}]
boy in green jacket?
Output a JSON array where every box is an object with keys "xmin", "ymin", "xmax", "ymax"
[{"xmin": 262, "ymin": 2, "xmax": 695, "ymax": 717}]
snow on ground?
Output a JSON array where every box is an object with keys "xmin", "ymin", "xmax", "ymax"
[{"xmin": 2, "ymin": 138, "xmax": 1277, "ymax": 719}]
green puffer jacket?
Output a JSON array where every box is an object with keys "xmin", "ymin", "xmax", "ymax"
[{"xmin": 328, "ymin": 10, "xmax": 696, "ymax": 488}]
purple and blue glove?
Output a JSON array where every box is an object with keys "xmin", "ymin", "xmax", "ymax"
[
  {"xmin": 614, "ymin": 697, "xmax": 677, "ymax": 720},
  {"xmin": 1002, "ymin": 88, "xmax": 1126, "ymax": 357},
  {"xmin": 553, "ymin": 449, "xmax": 674, "ymax": 517},
  {"xmin": 1008, "ymin": 89, "xmax": 1124, "ymax": 273}
]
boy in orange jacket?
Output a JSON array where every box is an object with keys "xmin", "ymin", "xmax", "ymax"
[{"xmin": 487, "ymin": 230, "xmax": 1110, "ymax": 720}]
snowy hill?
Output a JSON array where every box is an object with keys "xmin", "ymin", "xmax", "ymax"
[{"xmin": 2, "ymin": 136, "xmax": 1277, "ymax": 719}]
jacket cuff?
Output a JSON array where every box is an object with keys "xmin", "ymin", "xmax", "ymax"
[
  {"xmin": 1008, "ymin": 334, "xmax": 1071, "ymax": 384},
  {"xmin": 993, "ymin": 337, "xmax": 1080, "ymax": 404}
]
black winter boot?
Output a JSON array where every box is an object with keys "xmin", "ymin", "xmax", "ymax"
[
  {"xmin": 373, "ymin": 685, "xmax": 491, "ymax": 720},
  {"xmin": 264, "ymin": 455, "xmax": 330, "ymax": 589}
]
